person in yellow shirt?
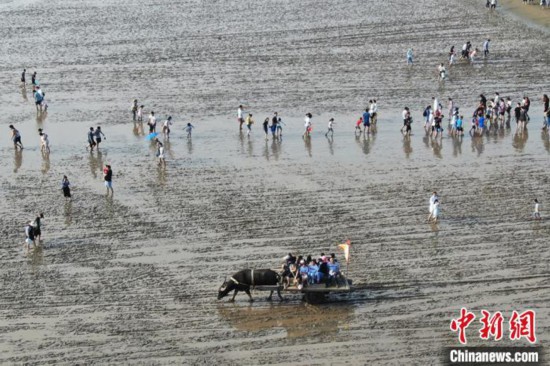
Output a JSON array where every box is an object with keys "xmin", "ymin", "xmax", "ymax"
[{"xmin": 245, "ymin": 113, "xmax": 254, "ymax": 136}]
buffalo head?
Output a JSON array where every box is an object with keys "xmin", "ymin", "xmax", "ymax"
[{"xmin": 218, "ymin": 277, "xmax": 235, "ymax": 300}]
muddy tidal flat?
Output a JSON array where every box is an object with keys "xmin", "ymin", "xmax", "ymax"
[{"xmin": 0, "ymin": 0, "xmax": 549, "ymax": 364}]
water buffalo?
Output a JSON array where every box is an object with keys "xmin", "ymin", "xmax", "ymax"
[{"xmin": 217, "ymin": 269, "xmax": 283, "ymax": 302}]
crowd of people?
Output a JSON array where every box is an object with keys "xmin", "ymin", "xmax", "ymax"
[
  {"xmin": 238, "ymin": 106, "xmax": 285, "ymax": 139},
  {"xmin": 21, "ymin": 69, "xmax": 48, "ymax": 113},
  {"xmin": 400, "ymin": 93, "xmax": 549, "ymax": 139},
  {"xmin": 280, "ymin": 253, "xmax": 342, "ymax": 290},
  {"xmin": 86, "ymin": 126, "xmax": 106, "ymax": 152},
  {"xmin": 15, "ymin": 33, "xmax": 550, "ymax": 255},
  {"xmin": 522, "ymin": 0, "xmax": 550, "ymax": 8},
  {"xmin": 407, "ymin": 38, "xmax": 490, "ymax": 77},
  {"xmin": 238, "ymin": 100, "xmax": 381, "ymax": 141}
]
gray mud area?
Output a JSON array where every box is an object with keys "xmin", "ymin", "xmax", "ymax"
[{"xmin": 1, "ymin": 0, "xmax": 549, "ymax": 364}]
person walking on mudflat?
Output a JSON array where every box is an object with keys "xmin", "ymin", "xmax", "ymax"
[
  {"xmin": 38, "ymin": 128, "xmax": 50, "ymax": 154},
  {"xmin": 33, "ymin": 213, "xmax": 45, "ymax": 243},
  {"xmin": 483, "ymin": 39, "xmax": 490, "ymax": 57},
  {"xmin": 428, "ymin": 199, "xmax": 441, "ymax": 223},
  {"xmin": 148, "ymin": 111, "xmax": 157, "ymax": 133},
  {"xmin": 162, "ymin": 116, "xmax": 173, "ymax": 140},
  {"xmin": 237, "ymin": 105, "xmax": 247, "ymax": 130},
  {"xmin": 276, "ymin": 117, "xmax": 285, "ymax": 139},
  {"xmin": 325, "ymin": 118, "xmax": 335, "ymax": 138},
  {"xmin": 263, "ymin": 117, "xmax": 269, "ymax": 140},
  {"xmin": 362, "ymin": 109, "xmax": 371, "ymax": 135},
  {"xmin": 245, "ymin": 113, "xmax": 254, "ymax": 136},
  {"xmin": 155, "ymin": 139, "xmax": 166, "ymax": 168},
  {"xmin": 533, "ymin": 199, "xmax": 541, "ymax": 220},
  {"xmin": 34, "ymin": 86, "xmax": 44, "ymax": 112},
  {"xmin": 185, "ymin": 122, "xmax": 195, "ymax": 139},
  {"xmin": 428, "ymin": 192, "xmax": 439, "ymax": 221},
  {"xmin": 271, "ymin": 112, "xmax": 279, "ymax": 139},
  {"xmin": 103, "ymin": 165, "xmax": 114, "ymax": 196},
  {"xmin": 355, "ymin": 116, "xmax": 363, "ymax": 135},
  {"xmin": 87, "ymin": 127, "xmax": 96, "ymax": 151},
  {"xmin": 24, "ymin": 221, "xmax": 35, "ymax": 254},
  {"xmin": 303, "ymin": 113, "xmax": 313, "ymax": 138},
  {"xmin": 61, "ymin": 175, "xmax": 72, "ymax": 200},
  {"xmin": 406, "ymin": 48, "xmax": 413, "ymax": 65},
  {"xmin": 9, "ymin": 125, "xmax": 23, "ymax": 150},
  {"xmin": 401, "ymin": 107, "xmax": 412, "ymax": 136},
  {"xmin": 137, "ymin": 105, "xmax": 144, "ymax": 122},
  {"xmin": 542, "ymin": 94, "xmax": 549, "ymax": 131},
  {"xmin": 131, "ymin": 99, "xmax": 138, "ymax": 121},
  {"xmin": 94, "ymin": 126, "xmax": 106, "ymax": 149}
]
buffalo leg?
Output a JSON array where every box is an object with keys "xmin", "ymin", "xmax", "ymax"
[
  {"xmin": 267, "ymin": 291, "xmax": 273, "ymax": 301},
  {"xmin": 276, "ymin": 287, "xmax": 284, "ymax": 301},
  {"xmin": 245, "ymin": 289, "xmax": 254, "ymax": 302},
  {"xmin": 229, "ymin": 290, "xmax": 238, "ymax": 302}
]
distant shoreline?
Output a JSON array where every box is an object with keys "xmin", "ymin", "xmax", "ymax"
[{"xmin": 499, "ymin": 0, "xmax": 550, "ymax": 30}]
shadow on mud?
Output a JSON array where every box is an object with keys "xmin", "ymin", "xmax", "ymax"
[{"xmin": 217, "ymin": 301, "xmax": 355, "ymax": 338}]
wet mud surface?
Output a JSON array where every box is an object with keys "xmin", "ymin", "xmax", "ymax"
[{"xmin": 0, "ymin": 0, "xmax": 549, "ymax": 364}]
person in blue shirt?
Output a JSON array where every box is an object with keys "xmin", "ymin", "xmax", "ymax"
[
  {"xmin": 406, "ymin": 48, "xmax": 413, "ymax": 65},
  {"xmin": 34, "ymin": 86, "xmax": 44, "ymax": 112},
  {"xmin": 362, "ymin": 108, "xmax": 371, "ymax": 135},
  {"xmin": 456, "ymin": 115, "xmax": 464, "ymax": 136},
  {"xmin": 307, "ymin": 260, "xmax": 321, "ymax": 284},
  {"xmin": 327, "ymin": 257, "xmax": 341, "ymax": 287},
  {"xmin": 478, "ymin": 115, "xmax": 485, "ymax": 133}
]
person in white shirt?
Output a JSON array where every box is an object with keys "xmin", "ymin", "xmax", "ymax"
[
  {"xmin": 155, "ymin": 139, "xmax": 166, "ymax": 167},
  {"xmin": 162, "ymin": 116, "xmax": 172, "ymax": 139},
  {"xmin": 433, "ymin": 97, "xmax": 441, "ymax": 113},
  {"xmin": 38, "ymin": 128, "xmax": 50, "ymax": 154},
  {"xmin": 237, "ymin": 105, "xmax": 244, "ymax": 130},
  {"xmin": 533, "ymin": 199, "xmax": 541, "ymax": 220},
  {"xmin": 325, "ymin": 118, "xmax": 334, "ymax": 138},
  {"xmin": 506, "ymin": 97, "xmax": 513, "ymax": 120},
  {"xmin": 438, "ymin": 63, "xmax": 446, "ymax": 80},
  {"xmin": 185, "ymin": 123, "xmax": 195, "ymax": 139},
  {"xmin": 428, "ymin": 191, "xmax": 439, "ymax": 220},
  {"xmin": 303, "ymin": 113, "xmax": 312, "ymax": 138},
  {"xmin": 369, "ymin": 99, "xmax": 378, "ymax": 125},
  {"xmin": 148, "ymin": 112, "xmax": 157, "ymax": 133},
  {"xmin": 493, "ymin": 92, "xmax": 500, "ymax": 108},
  {"xmin": 429, "ymin": 200, "xmax": 441, "ymax": 223},
  {"xmin": 137, "ymin": 105, "xmax": 144, "ymax": 122}
]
